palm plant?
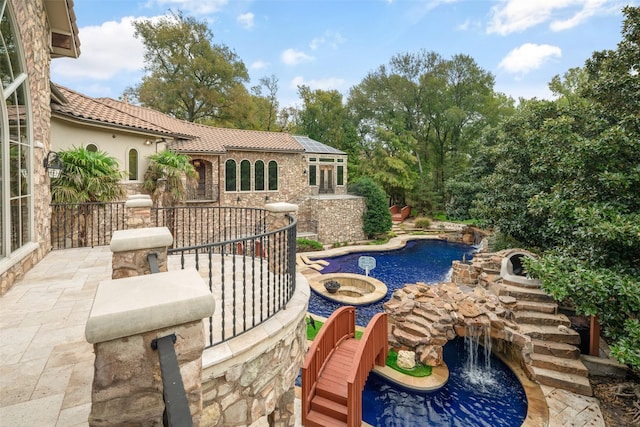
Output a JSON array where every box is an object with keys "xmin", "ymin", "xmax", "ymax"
[
  {"xmin": 142, "ymin": 150, "xmax": 198, "ymax": 206},
  {"xmin": 51, "ymin": 147, "xmax": 125, "ymax": 203}
]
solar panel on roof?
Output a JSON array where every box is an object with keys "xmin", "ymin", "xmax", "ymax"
[{"xmin": 293, "ymin": 136, "xmax": 345, "ymax": 154}]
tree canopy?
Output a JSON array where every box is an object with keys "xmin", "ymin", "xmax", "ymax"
[
  {"xmin": 473, "ymin": 6, "xmax": 640, "ymax": 371},
  {"xmin": 127, "ymin": 11, "xmax": 249, "ymax": 124}
]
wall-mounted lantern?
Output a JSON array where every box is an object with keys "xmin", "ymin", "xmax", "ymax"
[{"xmin": 44, "ymin": 151, "xmax": 64, "ymax": 179}]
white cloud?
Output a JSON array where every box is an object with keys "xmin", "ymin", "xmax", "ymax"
[
  {"xmin": 148, "ymin": 0, "xmax": 228, "ymax": 15},
  {"xmin": 289, "ymin": 76, "xmax": 346, "ymax": 91},
  {"xmin": 250, "ymin": 60, "xmax": 269, "ymax": 70},
  {"xmin": 51, "ymin": 16, "xmax": 145, "ymax": 80},
  {"xmin": 281, "ymin": 49, "xmax": 314, "ymax": 66},
  {"xmin": 309, "ymin": 30, "xmax": 346, "ymax": 51},
  {"xmin": 487, "ymin": 0, "xmax": 610, "ymax": 35},
  {"xmin": 498, "ymin": 43, "xmax": 562, "ymax": 74},
  {"xmin": 237, "ymin": 12, "xmax": 254, "ymax": 29}
]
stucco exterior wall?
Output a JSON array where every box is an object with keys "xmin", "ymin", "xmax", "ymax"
[
  {"xmin": 1, "ymin": 0, "xmax": 53, "ymax": 294},
  {"xmin": 51, "ymin": 119, "xmax": 160, "ymax": 189}
]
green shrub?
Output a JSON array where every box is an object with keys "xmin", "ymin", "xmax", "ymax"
[
  {"xmin": 349, "ymin": 177, "xmax": 392, "ymax": 238},
  {"xmin": 296, "ymin": 238, "xmax": 323, "ymax": 252},
  {"xmin": 414, "ymin": 217, "xmax": 431, "ymax": 229}
]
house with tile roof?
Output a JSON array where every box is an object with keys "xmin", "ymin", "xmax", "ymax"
[{"xmin": 50, "ymin": 85, "xmax": 367, "ymax": 243}]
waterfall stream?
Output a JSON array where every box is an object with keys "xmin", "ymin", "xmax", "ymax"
[{"xmin": 464, "ymin": 323, "xmax": 496, "ymax": 387}]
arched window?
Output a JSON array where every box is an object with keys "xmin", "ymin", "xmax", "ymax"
[
  {"xmin": 128, "ymin": 148, "xmax": 138, "ymax": 180},
  {"xmin": 85, "ymin": 143, "xmax": 98, "ymax": 152},
  {"xmin": 1, "ymin": 5, "xmax": 32, "ymax": 259},
  {"xmin": 240, "ymin": 160, "xmax": 251, "ymax": 191},
  {"xmin": 268, "ymin": 160, "xmax": 278, "ymax": 191},
  {"xmin": 254, "ymin": 160, "xmax": 265, "ymax": 191},
  {"xmin": 225, "ymin": 159, "xmax": 237, "ymax": 192}
]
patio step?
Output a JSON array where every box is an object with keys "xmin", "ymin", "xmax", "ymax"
[
  {"xmin": 513, "ymin": 311, "xmax": 570, "ymax": 327},
  {"xmin": 490, "ymin": 282, "xmax": 555, "ymax": 303},
  {"xmin": 519, "ymin": 324, "xmax": 581, "ymax": 345},
  {"xmin": 528, "ymin": 366, "xmax": 593, "ymax": 396},
  {"xmin": 532, "ymin": 339, "xmax": 581, "ymax": 360},
  {"xmin": 516, "ymin": 301, "xmax": 557, "ymax": 314},
  {"xmin": 530, "ymin": 353, "xmax": 589, "ymax": 376},
  {"xmin": 503, "ymin": 276, "xmax": 543, "ymax": 289}
]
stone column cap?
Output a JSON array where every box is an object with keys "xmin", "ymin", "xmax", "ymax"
[
  {"xmin": 85, "ymin": 268, "xmax": 214, "ymax": 343},
  {"xmin": 265, "ymin": 202, "xmax": 298, "ymax": 213},
  {"xmin": 128, "ymin": 194, "xmax": 152, "ymax": 200},
  {"xmin": 110, "ymin": 227, "xmax": 173, "ymax": 252}
]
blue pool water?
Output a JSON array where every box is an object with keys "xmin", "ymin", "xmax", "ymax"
[
  {"xmin": 309, "ymin": 239, "xmax": 476, "ymax": 326},
  {"xmin": 362, "ymin": 338, "xmax": 527, "ymax": 427}
]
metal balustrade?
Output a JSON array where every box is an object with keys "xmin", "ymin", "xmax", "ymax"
[{"xmin": 50, "ymin": 204, "xmax": 297, "ymax": 347}]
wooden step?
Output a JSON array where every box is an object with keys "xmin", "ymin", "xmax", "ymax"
[
  {"xmin": 530, "ymin": 353, "xmax": 589, "ymax": 376},
  {"xmin": 491, "ymin": 282, "xmax": 554, "ymax": 303},
  {"xmin": 516, "ymin": 301, "xmax": 557, "ymax": 314},
  {"xmin": 311, "ymin": 395, "xmax": 348, "ymax": 422},
  {"xmin": 519, "ymin": 324, "xmax": 581, "ymax": 344},
  {"xmin": 305, "ymin": 409, "xmax": 348, "ymax": 427},
  {"xmin": 513, "ymin": 311, "xmax": 570, "ymax": 327},
  {"xmin": 529, "ymin": 366, "xmax": 593, "ymax": 396},
  {"xmin": 532, "ymin": 339, "xmax": 581, "ymax": 360}
]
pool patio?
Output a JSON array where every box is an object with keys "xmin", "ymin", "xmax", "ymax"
[{"xmin": 0, "ymin": 246, "xmax": 605, "ymax": 426}]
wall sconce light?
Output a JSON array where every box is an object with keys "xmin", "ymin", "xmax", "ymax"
[
  {"xmin": 265, "ymin": 196, "xmax": 270, "ymax": 202},
  {"xmin": 144, "ymin": 140, "xmax": 153, "ymax": 146},
  {"xmin": 237, "ymin": 196, "xmax": 241, "ymax": 203},
  {"xmin": 44, "ymin": 151, "xmax": 64, "ymax": 179},
  {"xmin": 193, "ymin": 160, "xmax": 201, "ymax": 167},
  {"xmin": 303, "ymin": 169, "xmax": 307, "ymax": 175}
]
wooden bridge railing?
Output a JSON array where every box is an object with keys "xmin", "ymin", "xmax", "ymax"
[
  {"xmin": 301, "ymin": 306, "xmax": 356, "ymax": 426},
  {"xmin": 347, "ymin": 312, "xmax": 388, "ymax": 426}
]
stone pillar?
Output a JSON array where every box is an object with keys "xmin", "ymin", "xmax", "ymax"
[
  {"xmin": 110, "ymin": 227, "xmax": 173, "ymax": 279},
  {"xmin": 125, "ymin": 194, "xmax": 153, "ymax": 229},
  {"xmin": 85, "ymin": 269, "xmax": 215, "ymax": 427},
  {"xmin": 265, "ymin": 202, "xmax": 298, "ymax": 274}
]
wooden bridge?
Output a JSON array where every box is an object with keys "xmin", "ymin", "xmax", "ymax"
[{"xmin": 302, "ymin": 306, "xmax": 388, "ymax": 427}]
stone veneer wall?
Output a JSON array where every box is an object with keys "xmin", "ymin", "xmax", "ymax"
[
  {"xmin": 298, "ymin": 195, "xmax": 366, "ymax": 244},
  {"xmin": 200, "ymin": 319, "xmax": 306, "ymax": 426},
  {"xmin": 0, "ymin": 0, "xmax": 54, "ymax": 294},
  {"xmin": 218, "ymin": 151, "xmax": 308, "ymax": 207}
]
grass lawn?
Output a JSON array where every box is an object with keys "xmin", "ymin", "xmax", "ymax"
[{"xmin": 306, "ymin": 316, "xmax": 432, "ymax": 377}]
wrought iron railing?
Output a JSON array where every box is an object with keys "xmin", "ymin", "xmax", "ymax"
[
  {"xmin": 168, "ymin": 213, "xmax": 297, "ymax": 347},
  {"xmin": 152, "ymin": 206, "xmax": 267, "ymax": 249},
  {"xmin": 50, "ymin": 202, "xmax": 126, "ymax": 249},
  {"xmin": 50, "ymin": 203, "xmax": 297, "ymax": 347}
]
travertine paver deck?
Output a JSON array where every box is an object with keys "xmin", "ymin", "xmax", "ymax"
[{"xmin": 0, "ymin": 246, "xmax": 605, "ymax": 426}]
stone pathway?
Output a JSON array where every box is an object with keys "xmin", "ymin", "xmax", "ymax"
[{"xmin": 0, "ymin": 246, "xmax": 605, "ymax": 426}]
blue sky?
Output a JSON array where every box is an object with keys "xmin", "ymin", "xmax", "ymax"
[{"xmin": 51, "ymin": 0, "xmax": 636, "ymax": 108}]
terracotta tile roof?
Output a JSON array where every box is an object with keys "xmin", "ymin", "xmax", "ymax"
[
  {"xmin": 51, "ymin": 85, "xmax": 306, "ymax": 154},
  {"xmin": 52, "ymin": 85, "xmax": 178, "ymax": 137}
]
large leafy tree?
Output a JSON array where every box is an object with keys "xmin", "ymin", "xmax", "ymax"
[
  {"xmin": 347, "ymin": 50, "xmax": 501, "ymax": 205},
  {"xmin": 127, "ymin": 11, "xmax": 249, "ymax": 124},
  {"xmin": 51, "ymin": 147, "xmax": 124, "ymax": 203},
  {"xmin": 475, "ymin": 6, "xmax": 640, "ymax": 371}
]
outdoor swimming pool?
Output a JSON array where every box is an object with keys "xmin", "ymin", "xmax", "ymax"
[
  {"xmin": 306, "ymin": 238, "xmax": 529, "ymax": 427},
  {"xmin": 362, "ymin": 337, "xmax": 527, "ymax": 426},
  {"xmin": 309, "ymin": 239, "xmax": 477, "ymax": 326}
]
